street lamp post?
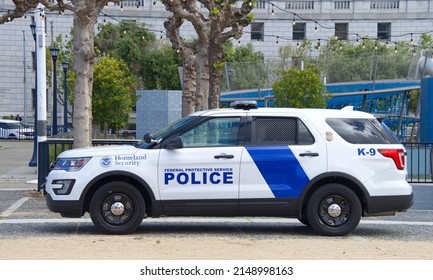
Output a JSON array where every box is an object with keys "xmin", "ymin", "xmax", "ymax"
[
  {"xmin": 50, "ymin": 47, "xmax": 60, "ymax": 136},
  {"xmin": 61, "ymin": 61, "xmax": 69, "ymax": 133},
  {"xmin": 28, "ymin": 5, "xmax": 48, "ymax": 169},
  {"xmin": 28, "ymin": 23, "xmax": 37, "ymax": 167}
]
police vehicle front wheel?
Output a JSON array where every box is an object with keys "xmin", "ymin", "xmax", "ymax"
[
  {"xmin": 306, "ymin": 184, "xmax": 362, "ymax": 236},
  {"xmin": 89, "ymin": 182, "xmax": 145, "ymax": 234}
]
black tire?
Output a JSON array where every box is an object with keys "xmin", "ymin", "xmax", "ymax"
[
  {"xmin": 89, "ymin": 181, "xmax": 145, "ymax": 234},
  {"xmin": 306, "ymin": 184, "xmax": 361, "ymax": 236}
]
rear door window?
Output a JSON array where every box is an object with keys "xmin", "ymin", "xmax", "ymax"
[
  {"xmin": 252, "ymin": 117, "xmax": 314, "ymax": 145},
  {"xmin": 326, "ymin": 118, "xmax": 398, "ymax": 144}
]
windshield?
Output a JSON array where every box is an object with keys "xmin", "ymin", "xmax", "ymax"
[
  {"xmin": 5, "ymin": 123, "xmax": 24, "ymax": 129},
  {"xmin": 138, "ymin": 116, "xmax": 197, "ymax": 148}
]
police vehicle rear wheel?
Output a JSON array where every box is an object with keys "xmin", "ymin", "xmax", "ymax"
[
  {"xmin": 306, "ymin": 184, "xmax": 361, "ymax": 236},
  {"xmin": 89, "ymin": 182, "xmax": 145, "ymax": 234}
]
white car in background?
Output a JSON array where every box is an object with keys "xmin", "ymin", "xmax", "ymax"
[{"xmin": 0, "ymin": 119, "xmax": 34, "ymax": 140}]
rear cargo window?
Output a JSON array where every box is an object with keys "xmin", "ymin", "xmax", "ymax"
[{"xmin": 326, "ymin": 118, "xmax": 398, "ymax": 144}]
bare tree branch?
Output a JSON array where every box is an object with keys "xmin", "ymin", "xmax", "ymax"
[{"xmin": 0, "ymin": 0, "xmax": 38, "ymax": 24}]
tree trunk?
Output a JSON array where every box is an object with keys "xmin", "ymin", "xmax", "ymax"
[
  {"xmin": 72, "ymin": 17, "xmax": 94, "ymax": 148},
  {"xmin": 72, "ymin": 0, "xmax": 99, "ymax": 148},
  {"xmin": 208, "ymin": 65, "xmax": 223, "ymax": 109},
  {"xmin": 181, "ymin": 49, "xmax": 196, "ymax": 117},
  {"xmin": 162, "ymin": 0, "xmax": 254, "ymax": 112},
  {"xmin": 194, "ymin": 42, "xmax": 210, "ymax": 111},
  {"xmin": 208, "ymin": 19, "xmax": 225, "ymax": 109},
  {"xmin": 164, "ymin": 14, "xmax": 197, "ymax": 116}
]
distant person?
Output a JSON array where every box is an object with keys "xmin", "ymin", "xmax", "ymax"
[{"xmin": 15, "ymin": 114, "xmax": 22, "ymax": 121}]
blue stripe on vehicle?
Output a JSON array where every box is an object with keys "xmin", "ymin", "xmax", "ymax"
[{"xmin": 245, "ymin": 146, "xmax": 310, "ymax": 198}]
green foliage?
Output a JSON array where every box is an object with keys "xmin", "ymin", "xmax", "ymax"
[
  {"xmin": 224, "ymin": 43, "xmax": 267, "ymax": 90},
  {"xmin": 96, "ymin": 22, "xmax": 155, "ymax": 77},
  {"xmin": 317, "ymin": 38, "xmax": 413, "ymax": 83},
  {"xmin": 213, "ymin": 61, "xmax": 225, "ymax": 69},
  {"xmin": 140, "ymin": 45, "xmax": 181, "ymax": 90},
  {"xmin": 278, "ymin": 38, "xmax": 313, "ymax": 69},
  {"xmin": 419, "ymin": 33, "xmax": 433, "ymax": 49},
  {"xmin": 92, "ymin": 56, "xmax": 138, "ymax": 133},
  {"xmin": 245, "ymin": 14, "xmax": 254, "ymax": 24},
  {"xmin": 272, "ymin": 65, "xmax": 327, "ymax": 108},
  {"xmin": 95, "ymin": 21, "xmax": 180, "ymax": 90},
  {"xmin": 408, "ymin": 89, "xmax": 420, "ymax": 114},
  {"xmin": 49, "ymin": 143, "xmax": 73, "ymax": 163},
  {"xmin": 210, "ymin": 7, "xmax": 220, "ymax": 15}
]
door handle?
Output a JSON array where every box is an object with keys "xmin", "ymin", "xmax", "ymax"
[
  {"xmin": 214, "ymin": 154, "xmax": 234, "ymax": 159},
  {"xmin": 299, "ymin": 152, "xmax": 319, "ymax": 157}
]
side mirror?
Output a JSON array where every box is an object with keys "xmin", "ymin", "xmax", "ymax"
[
  {"xmin": 162, "ymin": 135, "xmax": 183, "ymax": 149},
  {"xmin": 143, "ymin": 132, "xmax": 154, "ymax": 143}
]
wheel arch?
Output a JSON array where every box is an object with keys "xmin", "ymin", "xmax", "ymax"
[
  {"xmin": 297, "ymin": 172, "xmax": 370, "ymax": 219},
  {"xmin": 80, "ymin": 171, "xmax": 162, "ymax": 217}
]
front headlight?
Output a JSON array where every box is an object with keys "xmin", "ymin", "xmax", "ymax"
[{"xmin": 53, "ymin": 157, "xmax": 91, "ymax": 172}]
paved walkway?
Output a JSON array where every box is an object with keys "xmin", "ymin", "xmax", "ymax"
[{"xmin": 0, "ymin": 140, "xmax": 37, "ymax": 189}]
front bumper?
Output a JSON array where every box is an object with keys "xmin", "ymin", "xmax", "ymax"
[{"xmin": 46, "ymin": 193, "xmax": 85, "ymax": 218}]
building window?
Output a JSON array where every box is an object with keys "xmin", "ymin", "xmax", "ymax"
[
  {"xmin": 377, "ymin": 22, "xmax": 391, "ymax": 40},
  {"xmin": 32, "ymin": 51, "xmax": 36, "ymax": 71},
  {"xmin": 293, "ymin": 22, "xmax": 306, "ymax": 40},
  {"xmin": 335, "ymin": 23, "xmax": 348, "ymax": 40},
  {"xmin": 334, "ymin": 1, "xmax": 351, "ymax": 9},
  {"xmin": 116, "ymin": 0, "xmax": 144, "ymax": 7},
  {"xmin": 286, "ymin": 1, "xmax": 315, "ymax": 10},
  {"xmin": 32, "ymin": 88, "xmax": 36, "ymax": 110},
  {"xmin": 256, "ymin": 0, "xmax": 266, "ymax": 9},
  {"xmin": 251, "ymin": 22, "xmax": 264, "ymax": 41},
  {"xmin": 370, "ymin": 1, "xmax": 399, "ymax": 9}
]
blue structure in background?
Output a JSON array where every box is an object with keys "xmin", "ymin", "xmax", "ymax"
[
  {"xmin": 134, "ymin": 80, "xmax": 427, "ymax": 142},
  {"xmin": 220, "ymin": 79, "xmax": 421, "ymax": 140},
  {"xmin": 136, "ymin": 90, "xmax": 182, "ymax": 140},
  {"xmin": 420, "ymin": 77, "xmax": 433, "ymax": 142}
]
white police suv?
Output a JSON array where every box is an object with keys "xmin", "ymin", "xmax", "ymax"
[{"xmin": 45, "ymin": 102, "xmax": 413, "ymax": 236}]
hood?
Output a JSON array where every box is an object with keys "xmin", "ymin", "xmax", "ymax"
[{"xmin": 58, "ymin": 145, "xmax": 139, "ymax": 158}]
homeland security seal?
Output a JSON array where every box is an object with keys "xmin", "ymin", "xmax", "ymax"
[{"xmin": 100, "ymin": 156, "xmax": 112, "ymax": 167}]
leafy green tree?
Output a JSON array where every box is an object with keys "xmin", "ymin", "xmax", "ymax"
[
  {"xmin": 140, "ymin": 45, "xmax": 181, "ymax": 90},
  {"xmin": 278, "ymin": 38, "xmax": 313, "ymax": 69},
  {"xmin": 95, "ymin": 21, "xmax": 181, "ymax": 90},
  {"xmin": 272, "ymin": 65, "xmax": 327, "ymax": 108},
  {"xmin": 92, "ymin": 56, "xmax": 138, "ymax": 137},
  {"xmin": 318, "ymin": 37, "xmax": 413, "ymax": 83},
  {"xmin": 224, "ymin": 43, "xmax": 267, "ymax": 91},
  {"xmin": 419, "ymin": 33, "xmax": 433, "ymax": 49},
  {"xmin": 96, "ymin": 22, "xmax": 152, "ymax": 86}
]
